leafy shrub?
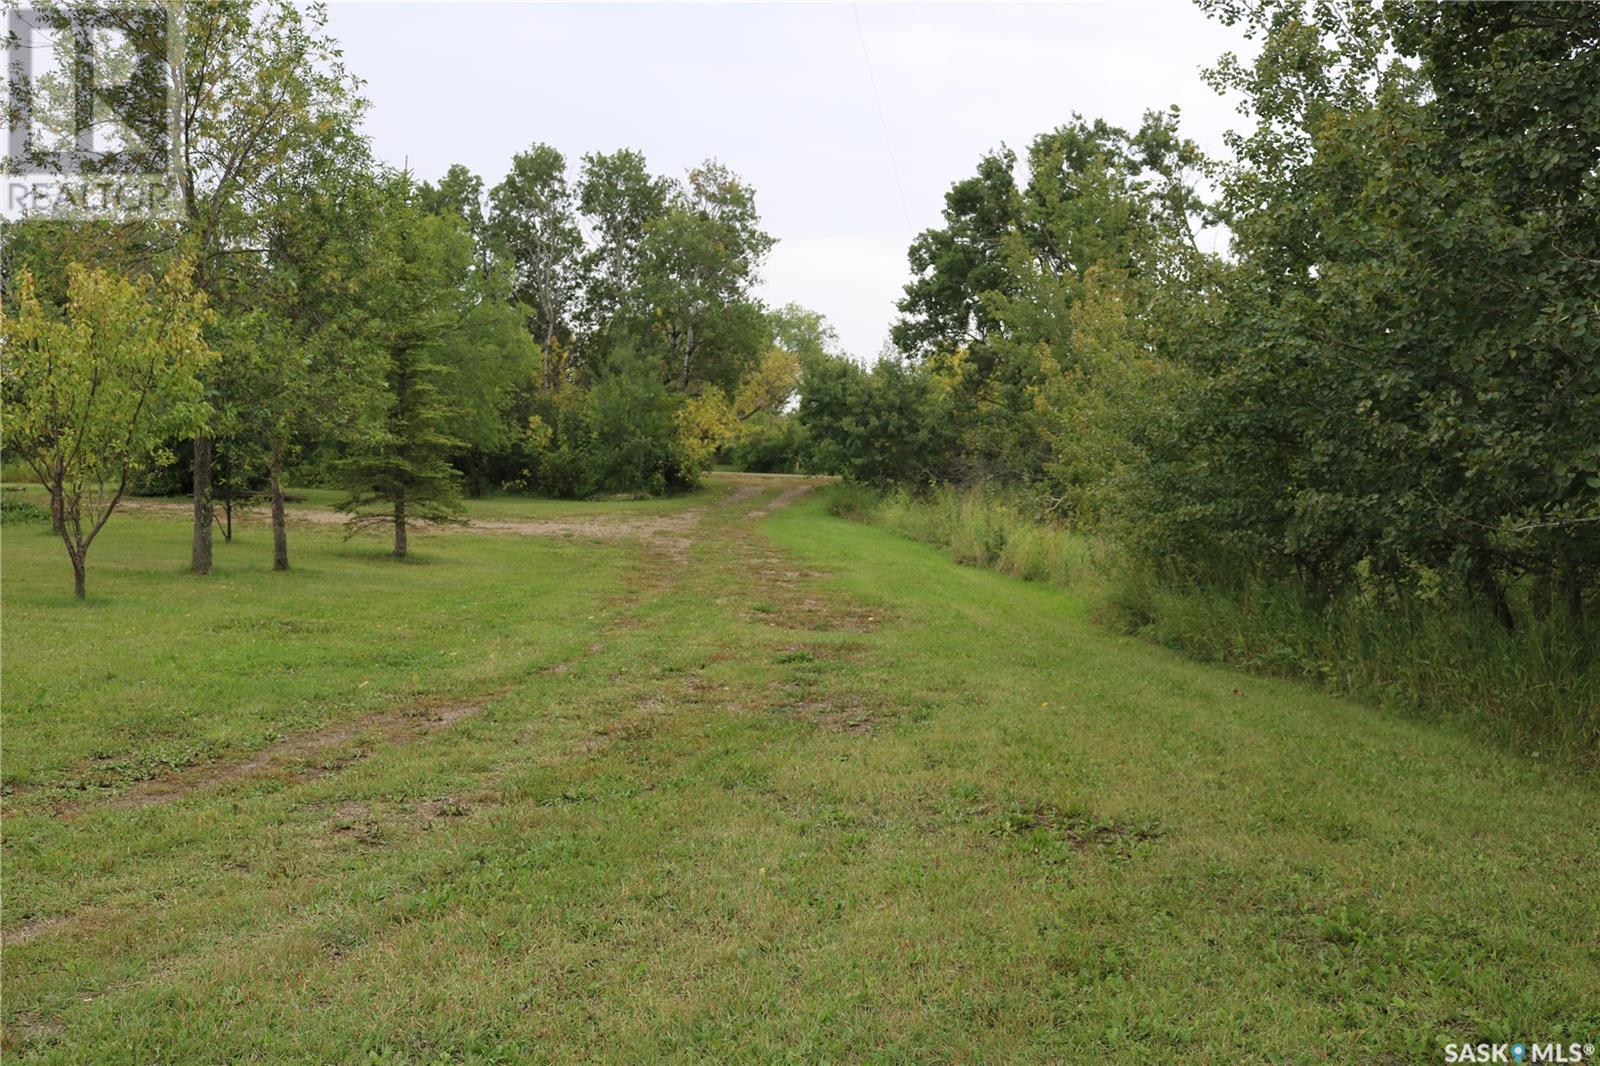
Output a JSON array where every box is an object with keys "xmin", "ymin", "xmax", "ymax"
[
  {"xmin": 799, "ymin": 353, "xmax": 953, "ymax": 487},
  {"xmin": 520, "ymin": 349, "xmax": 703, "ymax": 499}
]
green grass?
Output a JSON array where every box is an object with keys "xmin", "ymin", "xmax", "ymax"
[
  {"xmin": 1111, "ymin": 563, "xmax": 1600, "ymax": 760},
  {"xmin": 3, "ymin": 478, "xmax": 1597, "ymax": 1061},
  {"xmin": 839, "ymin": 483, "xmax": 1600, "ymax": 763},
  {"xmin": 846, "ymin": 482, "xmax": 1099, "ymax": 588},
  {"xmin": 0, "ymin": 510, "xmax": 627, "ymax": 794}
]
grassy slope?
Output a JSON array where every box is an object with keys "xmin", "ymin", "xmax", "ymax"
[{"xmin": 2, "ymin": 484, "xmax": 1596, "ymax": 1061}]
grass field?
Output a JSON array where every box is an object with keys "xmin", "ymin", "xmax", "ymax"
[{"xmin": 3, "ymin": 475, "xmax": 1597, "ymax": 1061}]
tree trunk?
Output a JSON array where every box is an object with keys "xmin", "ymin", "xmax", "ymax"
[
  {"xmin": 58, "ymin": 523, "xmax": 86, "ymax": 600},
  {"xmin": 1562, "ymin": 566, "xmax": 1585, "ymax": 621},
  {"xmin": 269, "ymin": 440, "xmax": 289, "ymax": 572},
  {"xmin": 394, "ymin": 495, "xmax": 408, "ymax": 559},
  {"xmin": 191, "ymin": 434, "xmax": 214, "ymax": 574},
  {"xmin": 216, "ymin": 451, "xmax": 232, "ymax": 543},
  {"xmin": 1470, "ymin": 556, "xmax": 1514, "ymax": 632},
  {"xmin": 543, "ymin": 320, "xmax": 557, "ymax": 392},
  {"xmin": 678, "ymin": 325, "xmax": 695, "ymax": 390},
  {"xmin": 49, "ymin": 457, "xmax": 64, "ymax": 534}
]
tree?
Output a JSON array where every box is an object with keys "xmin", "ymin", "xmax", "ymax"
[
  {"xmin": 799, "ymin": 352, "xmax": 952, "ymax": 488},
  {"xmin": 420, "ymin": 164, "xmax": 490, "ymax": 272},
  {"xmin": 248, "ymin": 133, "xmax": 384, "ymax": 570},
  {"xmin": 581, "ymin": 346, "xmax": 699, "ymax": 496},
  {"xmin": 635, "ymin": 162, "xmax": 775, "ymax": 394},
  {"xmin": 577, "ymin": 149, "xmax": 671, "ymax": 347},
  {"xmin": 489, "ymin": 144, "xmax": 583, "ymax": 391},
  {"xmin": 892, "ymin": 149, "xmax": 1021, "ymax": 362},
  {"xmin": 1, "ymin": 263, "xmax": 214, "ymax": 598},
  {"xmin": 890, "ymin": 113, "xmax": 1212, "ymax": 484},
  {"xmin": 336, "ymin": 179, "xmax": 527, "ymax": 558},
  {"xmin": 1181, "ymin": 0, "xmax": 1600, "ymax": 620},
  {"xmin": 102, "ymin": 0, "xmax": 366, "ymax": 575}
]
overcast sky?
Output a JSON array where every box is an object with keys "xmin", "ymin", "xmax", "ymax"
[{"xmin": 324, "ymin": 1, "xmax": 1255, "ymax": 362}]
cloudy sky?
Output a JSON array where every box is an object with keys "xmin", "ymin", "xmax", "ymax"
[{"xmin": 325, "ymin": 1, "xmax": 1254, "ymax": 361}]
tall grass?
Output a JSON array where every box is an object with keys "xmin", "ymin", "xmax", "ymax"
[
  {"xmin": 829, "ymin": 482, "xmax": 1600, "ymax": 764},
  {"xmin": 830, "ymin": 482, "xmax": 1096, "ymax": 588},
  {"xmin": 1110, "ymin": 566, "xmax": 1600, "ymax": 760}
]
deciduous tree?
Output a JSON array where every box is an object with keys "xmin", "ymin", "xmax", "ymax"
[{"xmin": 2, "ymin": 263, "xmax": 214, "ymax": 598}]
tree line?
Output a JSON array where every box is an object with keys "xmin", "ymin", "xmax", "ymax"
[
  {"xmin": 2, "ymin": 1, "xmax": 822, "ymax": 597},
  {"xmin": 799, "ymin": 0, "xmax": 1599, "ymax": 635}
]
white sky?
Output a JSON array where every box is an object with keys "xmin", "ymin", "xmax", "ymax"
[{"xmin": 324, "ymin": 1, "xmax": 1254, "ymax": 362}]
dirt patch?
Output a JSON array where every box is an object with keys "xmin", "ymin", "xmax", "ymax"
[
  {"xmin": 746, "ymin": 481, "xmax": 818, "ymax": 517},
  {"xmin": 941, "ymin": 796, "xmax": 1168, "ymax": 862},
  {"xmin": 4, "ymin": 903, "xmax": 118, "ymax": 949},
  {"xmin": 780, "ymin": 697, "xmax": 881, "ymax": 735},
  {"xmin": 119, "ymin": 474, "xmax": 815, "ymax": 547},
  {"xmin": 418, "ymin": 795, "xmax": 470, "ymax": 820},
  {"xmin": 121, "ymin": 497, "xmax": 702, "ymax": 543},
  {"xmin": 56, "ymin": 696, "xmax": 491, "ymax": 816}
]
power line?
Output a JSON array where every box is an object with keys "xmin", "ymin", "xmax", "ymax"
[{"xmin": 852, "ymin": 2, "xmax": 911, "ymax": 231}]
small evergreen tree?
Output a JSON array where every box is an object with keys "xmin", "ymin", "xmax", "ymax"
[{"xmin": 337, "ymin": 182, "xmax": 486, "ymax": 557}]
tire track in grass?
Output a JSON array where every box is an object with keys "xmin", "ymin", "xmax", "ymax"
[{"xmin": 4, "ymin": 476, "xmax": 834, "ymax": 959}]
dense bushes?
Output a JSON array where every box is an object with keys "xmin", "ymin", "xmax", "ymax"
[
  {"xmin": 0, "ymin": 490, "xmax": 50, "ymax": 524},
  {"xmin": 1151, "ymin": 1, "xmax": 1600, "ymax": 618},
  {"xmin": 555, "ymin": 349, "xmax": 701, "ymax": 497},
  {"xmin": 719, "ymin": 414, "xmax": 806, "ymax": 474},
  {"xmin": 798, "ymin": 354, "xmax": 953, "ymax": 488}
]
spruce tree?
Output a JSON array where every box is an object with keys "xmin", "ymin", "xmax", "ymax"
[{"xmin": 337, "ymin": 181, "xmax": 479, "ymax": 558}]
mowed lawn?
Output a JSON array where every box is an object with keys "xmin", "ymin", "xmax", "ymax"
[{"xmin": 2, "ymin": 478, "xmax": 1596, "ymax": 1062}]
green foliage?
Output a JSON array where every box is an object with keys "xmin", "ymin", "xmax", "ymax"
[
  {"xmin": 823, "ymin": 1, "xmax": 1599, "ymax": 749},
  {"xmin": 576, "ymin": 149, "xmax": 672, "ymax": 345},
  {"xmin": 489, "ymin": 144, "xmax": 583, "ymax": 390},
  {"xmin": 799, "ymin": 354, "xmax": 953, "ymax": 488},
  {"xmin": 2, "ymin": 262, "xmax": 216, "ymax": 595},
  {"xmin": 885, "ymin": 111, "xmax": 1211, "ymax": 484},
  {"xmin": 1159, "ymin": 0, "xmax": 1600, "ymax": 618},
  {"xmin": 578, "ymin": 347, "xmax": 700, "ymax": 496},
  {"xmin": 1, "ymin": 491, "xmax": 52, "ymax": 523},
  {"xmin": 413, "ymin": 149, "xmax": 791, "ymax": 499},
  {"xmin": 335, "ymin": 180, "xmax": 528, "ymax": 551},
  {"xmin": 721, "ymin": 413, "xmax": 807, "ymax": 473},
  {"xmin": 632, "ymin": 162, "xmax": 776, "ymax": 394},
  {"xmin": 522, "ymin": 348, "xmax": 701, "ymax": 499},
  {"xmin": 1031, "ymin": 265, "xmax": 1197, "ymax": 532}
]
